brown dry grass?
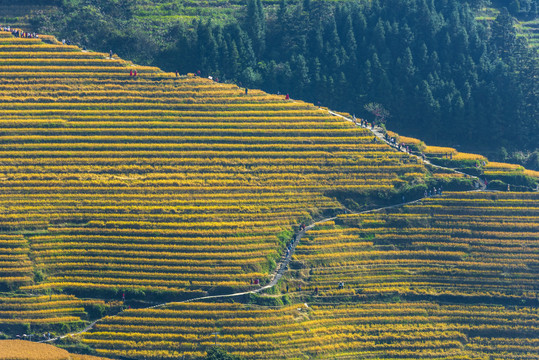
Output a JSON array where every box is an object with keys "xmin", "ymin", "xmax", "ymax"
[{"xmin": 0, "ymin": 340, "xmax": 69, "ymax": 360}]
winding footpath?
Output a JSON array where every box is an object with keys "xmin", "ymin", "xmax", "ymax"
[
  {"xmin": 327, "ymin": 110, "xmax": 487, "ymax": 188},
  {"xmin": 41, "ymin": 109, "xmax": 486, "ymax": 344},
  {"xmin": 41, "ymin": 200, "xmax": 430, "ymax": 343}
]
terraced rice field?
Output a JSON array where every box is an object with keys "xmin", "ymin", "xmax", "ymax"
[
  {"xmin": 0, "ymin": 30, "xmax": 420, "ymax": 302},
  {"xmin": 289, "ymin": 191, "xmax": 539, "ymax": 301},
  {"xmin": 0, "ymin": 29, "xmax": 537, "ymax": 359},
  {"xmin": 0, "ymin": 294, "xmax": 105, "ymax": 334},
  {"xmin": 78, "ymin": 191, "xmax": 539, "ymax": 359},
  {"xmin": 485, "ymin": 161, "xmax": 539, "ymax": 179},
  {"xmin": 0, "ymin": 234, "xmax": 32, "ymax": 290},
  {"xmin": 81, "ymin": 301, "xmax": 539, "ymax": 359},
  {"xmin": 520, "ymin": 19, "xmax": 539, "ymax": 50}
]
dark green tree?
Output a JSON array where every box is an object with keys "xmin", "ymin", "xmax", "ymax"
[
  {"xmin": 509, "ymin": 0, "xmax": 520, "ymax": 15},
  {"xmin": 490, "ymin": 8, "xmax": 517, "ymax": 58},
  {"xmin": 28, "ymin": 0, "xmax": 538, "ymax": 159},
  {"xmin": 291, "ymin": 54, "xmax": 310, "ymax": 96},
  {"xmin": 245, "ymin": 0, "xmax": 266, "ymax": 57}
]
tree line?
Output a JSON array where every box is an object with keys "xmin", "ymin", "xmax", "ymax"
[{"xmin": 30, "ymin": 0, "xmax": 538, "ymax": 164}]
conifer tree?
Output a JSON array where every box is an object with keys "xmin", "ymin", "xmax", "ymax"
[{"xmin": 245, "ymin": 0, "xmax": 266, "ymax": 57}]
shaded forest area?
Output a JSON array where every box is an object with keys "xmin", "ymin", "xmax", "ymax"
[
  {"xmin": 492, "ymin": 0, "xmax": 537, "ymax": 18},
  {"xmin": 26, "ymin": 0, "xmax": 539, "ymax": 167}
]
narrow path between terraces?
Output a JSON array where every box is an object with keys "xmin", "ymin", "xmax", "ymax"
[
  {"xmin": 41, "ymin": 108, "xmax": 486, "ymax": 344},
  {"xmin": 40, "ymin": 197, "xmax": 435, "ymax": 343},
  {"xmin": 327, "ymin": 110, "xmax": 487, "ymax": 189}
]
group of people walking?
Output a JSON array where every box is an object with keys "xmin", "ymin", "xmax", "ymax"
[
  {"xmin": 358, "ymin": 118, "xmax": 371, "ymax": 128},
  {"xmin": 424, "ymin": 187, "xmax": 443, "ymax": 197},
  {"xmin": 385, "ymin": 134, "xmax": 412, "ymax": 154},
  {"xmin": 1, "ymin": 25, "xmax": 38, "ymax": 39},
  {"xmin": 283, "ymin": 224, "xmax": 305, "ymax": 259}
]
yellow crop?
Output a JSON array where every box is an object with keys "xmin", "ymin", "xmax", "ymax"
[
  {"xmin": 485, "ymin": 161, "xmax": 522, "ymax": 170},
  {"xmin": 423, "ymin": 145, "xmax": 457, "ymax": 154},
  {"xmin": 398, "ymin": 135, "xmax": 423, "ymax": 145},
  {"xmin": 78, "ymin": 300, "xmax": 539, "ymax": 359},
  {"xmin": 524, "ymin": 169, "xmax": 539, "ymax": 178},
  {"xmin": 452, "ymin": 152, "xmax": 487, "ymax": 161},
  {"xmin": 0, "ymin": 340, "xmax": 70, "ymax": 360},
  {"xmin": 0, "ymin": 32, "xmax": 536, "ymax": 360}
]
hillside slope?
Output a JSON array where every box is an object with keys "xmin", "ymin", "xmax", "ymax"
[
  {"xmin": 0, "ymin": 30, "xmax": 537, "ymax": 359},
  {"xmin": 23, "ymin": 0, "xmax": 539, "ymax": 157},
  {"xmin": 84, "ymin": 299, "xmax": 538, "ymax": 359},
  {"xmin": 0, "ymin": 30, "xmax": 423, "ymax": 300}
]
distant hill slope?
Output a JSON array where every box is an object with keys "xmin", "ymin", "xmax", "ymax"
[
  {"xmin": 520, "ymin": 18, "xmax": 539, "ymax": 49},
  {"xmin": 0, "ymin": 4, "xmax": 56, "ymax": 30}
]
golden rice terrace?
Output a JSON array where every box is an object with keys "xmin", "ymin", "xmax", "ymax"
[
  {"xmin": 0, "ymin": 30, "xmax": 537, "ymax": 359},
  {"xmin": 0, "ymin": 31, "xmax": 421, "ymax": 298}
]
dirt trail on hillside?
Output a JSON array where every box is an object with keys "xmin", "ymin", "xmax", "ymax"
[
  {"xmin": 40, "ymin": 108, "xmax": 487, "ymax": 344},
  {"xmin": 40, "ymin": 197, "xmax": 444, "ymax": 343},
  {"xmin": 327, "ymin": 110, "xmax": 487, "ymax": 190}
]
